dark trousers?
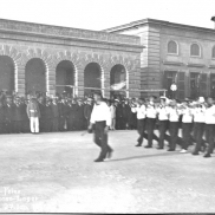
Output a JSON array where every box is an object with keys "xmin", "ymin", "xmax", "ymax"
[
  {"xmin": 205, "ymin": 124, "xmax": 215, "ymax": 155},
  {"xmin": 169, "ymin": 122, "xmax": 180, "ymax": 150},
  {"xmin": 146, "ymin": 118, "xmax": 158, "ymax": 147},
  {"xmin": 0, "ymin": 123, "xmax": 4, "ymax": 133},
  {"xmin": 182, "ymin": 123, "xmax": 193, "ymax": 150},
  {"xmin": 45, "ymin": 119, "xmax": 52, "ymax": 132},
  {"xmin": 14, "ymin": 121, "xmax": 22, "ymax": 133},
  {"xmin": 68, "ymin": 117, "xmax": 77, "ymax": 131},
  {"xmin": 5, "ymin": 121, "xmax": 13, "ymax": 133},
  {"xmin": 130, "ymin": 114, "xmax": 137, "ymax": 129},
  {"xmin": 158, "ymin": 120, "xmax": 169, "ymax": 148},
  {"xmin": 76, "ymin": 118, "xmax": 85, "ymax": 131},
  {"xmin": 52, "ymin": 118, "xmax": 59, "ymax": 132},
  {"xmin": 59, "ymin": 117, "xmax": 67, "ymax": 131},
  {"xmin": 85, "ymin": 118, "xmax": 91, "ymax": 130},
  {"xmin": 137, "ymin": 119, "xmax": 147, "ymax": 145},
  {"xmin": 39, "ymin": 119, "xmax": 45, "ymax": 133},
  {"xmin": 193, "ymin": 122, "xmax": 205, "ymax": 153},
  {"xmin": 116, "ymin": 117, "xmax": 125, "ymax": 130},
  {"xmin": 94, "ymin": 121, "xmax": 111, "ymax": 160}
]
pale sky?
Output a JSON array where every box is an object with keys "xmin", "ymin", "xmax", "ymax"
[{"xmin": 0, "ymin": 0, "xmax": 214, "ymax": 30}]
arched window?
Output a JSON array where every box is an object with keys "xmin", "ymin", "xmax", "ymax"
[
  {"xmin": 212, "ymin": 46, "xmax": 215, "ymax": 59},
  {"xmin": 190, "ymin": 43, "xmax": 201, "ymax": 57},
  {"xmin": 84, "ymin": 62, "xmax": 102, "ymax": 97},
  {"xmin": 110, "ymin": 64, "xmax": 126, "ymax": 98},
  {"xmin": 0, "ymin": 56, "xmax": 15, "ymax": 93},
  {"xmin": 167, "ymin": 41, "xmax": 178, "ymax": 54},
  {"xmin": 56, "ymin": 60, "xmax": 75, "ymax": 95},
  {"xmin": 25, "ymin": 58, "xmax": 46, "ymax": 94}
]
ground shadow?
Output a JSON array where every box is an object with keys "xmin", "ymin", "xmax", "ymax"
[{"xmin": 107, "ymin": 150, "xmax": 189, "ymax": 162}]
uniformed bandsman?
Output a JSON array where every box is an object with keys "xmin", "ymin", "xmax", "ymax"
[
  {"xmin": 203, "ymin": 97, "xmax": 215, "ymax": 158},
  {"xmin": 167, "ymin": 100, "xmax": 182, "ymax": 151},
  {"xmin": 180, "ymin": 99, "xmax": 194, "ymax": 153},
  {"xmin": 131, "ymin": 98, "xmax": 148, "ymax": 147},
  {"xmin": 156, "ymin": 97, "xmax": 170, "ymax": 149},
  {"xmin": 145, "ymin": 98, "xmax": 159, "ymax": 148},
  {"xmin": 192, "ymin": 100, "xmax": 206, "ymax": 155}
]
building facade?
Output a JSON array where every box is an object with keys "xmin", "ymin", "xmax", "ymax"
[
  {"xmin": 0, "ymin": 19, "xmax": 143, "ymax": 98},
  {"xmin": 104, "ymin": 19, "xmax": 215, "ymax": 99}
]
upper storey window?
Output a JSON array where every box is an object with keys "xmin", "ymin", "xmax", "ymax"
[
  {"xmin": 190, "ymin": 43, "xmax": 201, "ymax": 57},
  {"xmin": 212, "ymin": 46, "xmax": 215, "ymax": 59},
  {"xmin": 168, "ymin": 40, "xmax": 178, "ymax": 54}
]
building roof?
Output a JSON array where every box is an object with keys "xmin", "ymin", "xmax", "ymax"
[
  {"xmin": 0, "ymin": 18, "xmax": 142, "ymax": 47},
  {"xmin": 103, "ymin": 18, "xmax": 215, "ymax": 35}
]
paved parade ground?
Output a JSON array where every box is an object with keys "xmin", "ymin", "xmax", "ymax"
[{"xmin": 0, "ymin": 130, "xmax": 214, "ymax": 213}]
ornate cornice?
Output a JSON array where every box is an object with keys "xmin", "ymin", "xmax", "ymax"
[{"xmin": 0, "ymin": 18, "xmax": 141, "ymax": 47}]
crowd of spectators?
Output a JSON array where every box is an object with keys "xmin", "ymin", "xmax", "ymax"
[{"xmin": 0, "ymin": 90, "xmax": 138, "ymax": 134}]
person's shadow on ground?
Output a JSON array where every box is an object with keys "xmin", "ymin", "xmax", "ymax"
[{"xmin": 107, "ymin": 150, "xmax": 187, "ymax": 162}]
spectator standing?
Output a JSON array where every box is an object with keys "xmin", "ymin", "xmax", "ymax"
[{"xmin": 26, "ymin": 97, "xmax": 40, "ymax": 134}]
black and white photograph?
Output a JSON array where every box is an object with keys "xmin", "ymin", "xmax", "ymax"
[{"xmin": 0, "ymin": 0, "xmax": 214, "ymax": 213}]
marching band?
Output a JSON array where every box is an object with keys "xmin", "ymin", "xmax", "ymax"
[{"xmin": 130, "ymin": 96, "xmax": 215, "ymax": 158}]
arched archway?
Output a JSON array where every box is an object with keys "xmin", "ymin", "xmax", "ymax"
[
  {"xmin": 84, "ymin": 62, "xmax": 102, "ymax": 97},
  {"xmin": 0, "ymin": 56, "xmax": 15, "ymax": 93},
  {"xmin": 110, "ymin": 64, "xmax": 126, "ymax": 99},
  {"xmin": 56, "ymin": 60, "xmax": 75, "ymax": 96},
  {"xmin": 25, "ymin": 58, "xmax": 46, "ymax": 95}
]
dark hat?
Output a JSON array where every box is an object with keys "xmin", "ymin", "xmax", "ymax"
[
  {"xmin": 138, "ymin": 97, "xmax": 145, "ymax": 102},
  {"xmin": 93, "ymin": 91, "xmax": 102, "ymax": 97}
]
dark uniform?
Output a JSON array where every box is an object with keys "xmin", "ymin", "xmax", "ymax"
[
  {"xmin": 44, "ymin": 100, "xmax": 53, "ymax": 132},
  {"xmin": 116, "ymin": 102, "xmax": 124, "ymax": 130},
  {"xmin": 38, "ymin": 97, "xmax": 46, "ymax": 132},
  {"xmin": 122, "ymin": 101, "xmax": 132, "ymax": 129},
  {"xmin": 20, "ymin": 99, "xmax": 29, "ymax": 133},
  {"xmin": 84, "ymin": 101, "xmax": 93, "ymax": 129},
  {"xmin": 76, "ymin": 101, "xmax": 85, "ymax": 131},
  {"xmin": 59, "ymin": 99, "xmax": 67, "ymax": 131},
  {"xmin": 5, "ymin": 97, "xmax": 15, "ymax": 133},
  {"xmin": 51, "ymin": 99, "xmax": 59, "ymax": 132},
  {"xmin": 13, "ymin": 99, "xmax": 22, "ymax": 133},
  {"xmin": 0, "ymin": 103, "xmax": 5, "ymax": 133}
]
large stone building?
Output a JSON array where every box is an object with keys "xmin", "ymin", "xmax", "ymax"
[
  {"xmin": 2, "ymin": 18, "xmax": 215, "ymax": 100},
  {"xmin": 104, "ymin": 18, "xmax": 215, "ymax": 99},
  {"xmin": 0, "ymin": 19, "xmax": 143, "ymax": 98}
]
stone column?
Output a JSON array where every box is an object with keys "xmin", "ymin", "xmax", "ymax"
[
  {"xmin": 16, "ymin": 65, "xmax": 25, "ymax": 96},
  {"xmin": 125, "ymin": 70, "xmax": 129, "ymax": 98},
  {"xmin": 77, "ymin": 68, "xmax": 84, "ymax": 98},
  {"xmin": 104, "ymin": 66, "xmax": 110, "ymax": 98},
  {"xmin": 129, "ymin": 66, "xmax": 141, "ymax": 98},
  {"xmin": 46, "ymin": 67, "xmax": 56, "ymax": 96}
]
